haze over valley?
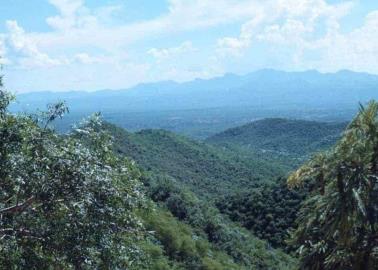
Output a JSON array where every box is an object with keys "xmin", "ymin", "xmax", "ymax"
[{"xmin": 11, "ymin": 69, "xmax": 378, "ymax": 138}]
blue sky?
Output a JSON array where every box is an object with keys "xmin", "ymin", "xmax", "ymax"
[{"xmin": 0, "ymin": 0, "xmax": 378, "ymax": 92}]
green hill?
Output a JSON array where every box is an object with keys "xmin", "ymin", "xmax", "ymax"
[
  {"xmin": 100, "ymin": 119, "xmax": 355, "ymax": 267},
  {"xmin": 207, "ymin": 118, "xmax": 347, "ymax": 166},
  {"xmin": 99, "ymin": 123, "xmax": 297, "ymax": 269},
  {"xmin": 202, "ymin": 119, "xmax": 348, "ymax": 248},
  {"xmin": 106, "ymin": 123, "xmax": 287, "ymax": 199}
]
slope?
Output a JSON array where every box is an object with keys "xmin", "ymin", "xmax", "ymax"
[
  {"xmin": 106, "ymin": 123, "xmax": 287, "ymax": 199},
  {"xmin": 100, "ymin": 123, "xmax": 298, "ymax": 269},
  {"xmin": 207, "ymin": 118, "xmax": 347, "ymax": 165}
]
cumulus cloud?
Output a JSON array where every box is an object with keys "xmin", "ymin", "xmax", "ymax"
[
  {"xmin": 46, "ymin": 0, "xmax": 93, "ymax": 31},
  {"xmin": 148, "ymin": 41, "xmax": 197, "ymax": 62},
  {"xmin": 74, "ymin": 53, "xmax": 110, "ymax": 65},
  {"xmin": 217, "ymin": 0, "xmax": 354, "ymax": 57},
  {"xmin": 217, "ymin": 15, "xmax": 264, "ymax": 56},
  {"xmin": 306, "ymin": 10, "xmax": 378, "ymax": 73},
  {"xmin": 6, "ymin": 20, "xmax": 65, "ymax": 68},
  {"xmin": 3, "ymin": 0, "xmax": 356, "ymax": 68},
  {"xmin": 27, "ymin": 0, "xmax": 265, "ymax": 53}
]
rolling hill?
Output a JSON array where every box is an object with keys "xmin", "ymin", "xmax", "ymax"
[
  {"xmin": 105, "ymin": 123, "xmax": 288, "ymax": 199},
  {"xmin": 98, "ymin": 123, "xmax": 298, "ymax": 269},
  {"xmin": 206, "ymin": 118, "xmax": 347, "ymax": 165},
  {"xmin": 204, "ymin": 119, "xmax": 347, "ymax": 248},
  {"xmin": 75, "ymin": 118, "xmax": 349, "ymax": 257}
]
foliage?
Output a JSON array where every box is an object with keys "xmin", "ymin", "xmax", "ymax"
[
  {"xmin": 71, "ymin": 114, "xmax": 296, "ymax": 269},
  {"xmin": 288, "ymin": 102, "xmax": 378, "ymax": 270},
  {"xmin": 207, "ymin": 118, "xmax": 346, "ymax": 167},
  {"xmin": 217, "ymin": 178, "xmax": 308, "ymax": 248},
  {"xmin": 141, "ymin": 206, "xmax": 242, "ymax": 270},
  {"xmin": 106, "ymin": 123, "xmax": 286, "ymax": 200},
  {"xmin": 145, "ymin": 175, "xmax": 298, "ymax": 270},
  {"xmin": 0, "ymin": 81, "xmax": 146, "ymax": 268}
]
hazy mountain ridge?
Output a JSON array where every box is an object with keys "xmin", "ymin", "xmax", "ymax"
[
  {"xmin": 11, "ymin": 69, "xmax": 376, "ymax": 138},
  {"xmin": 12, "ymin": 69, "xmax": 378, "ymax": 113}
]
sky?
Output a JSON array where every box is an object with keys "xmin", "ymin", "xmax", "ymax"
[{"xmin": 0, "ymin": 0, "xmax": 378, "ymax": 93}]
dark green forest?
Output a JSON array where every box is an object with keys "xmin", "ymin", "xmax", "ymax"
[{"xmin": 0, "ymin": 72, "xmax": 377, "ymax": 269}]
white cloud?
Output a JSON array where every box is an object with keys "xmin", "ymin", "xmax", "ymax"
[
  {"xmin": 7, "ymin": 0, "xmax": 354, "ymax": 68},
  {"xmin": 46, "ymin": 0, "xmax": 94, "ymax": 31},
  {"xmin": 74, "ymin": 53, "xmax": 109, "ymax": 65},
  {"xmin": 48, "ymin": 0, "xmax": 84, "ymax": 17},
  {"xmin": 217, "ymin": 15, "xmax": 264, "ymax": 56},
  {"xmin": 6, "ymin": 20, "xmax": 65, "ymax": 68},
  {"xmin": 217, "ymin": 0, "xmax": 354, "ymax": 57},
  {"xmin": 23, "ymin": 0, "xmax": 271, "ymax": 54},
  {"xmin": 258, "ymin": 20, "xmax": 311, "ymax": 44},
  {"xmin": 305, "ymin": 10, "xmax": 378, "ymax": 73},
  {"xmin": 148, "ymin": 41, "xmax": 197, "ymax": 62},
  {"xmin": 166, "ymin": 0, "xmax": 262, "ymax": 30}
]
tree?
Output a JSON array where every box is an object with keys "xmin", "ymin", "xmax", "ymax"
[
  {"xmin": 0, "ymin": 77, "xmax": 146, "ymax": 269},
  {"xmin": 288, "ymin": 102, "xmax": 378, "ymax": 270}
]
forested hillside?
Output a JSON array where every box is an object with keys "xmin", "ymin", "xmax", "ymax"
[
  {"xmin": 207, "ymin": 118, "xmax": 347, "ymax": 167},
  {"xmin": 101, "ymin": 123, "xmax": 299, "ymax": 269},
  {"xmin": 205, "ymin": 118, "xmax": 346, "ymax": 248},
  {"xmin": 101, "ymin": 118, "xmax": 349, "ymax": 252},
  {"xmin": 105, "ymin": 124, "xmax": 288, "ymax": 199}
]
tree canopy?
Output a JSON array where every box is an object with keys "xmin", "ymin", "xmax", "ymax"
[
  {"xmin": 288, "ymin": 102, "xmax": 378, "ymax": 270},
  {"xmin": 0, "ymin": 79, "xmax": 146, "ymax": 269}
]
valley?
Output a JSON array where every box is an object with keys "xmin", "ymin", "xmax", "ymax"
[{"xmin": 96, "ymin": 116, "xmax": 348, "ymax": 267}]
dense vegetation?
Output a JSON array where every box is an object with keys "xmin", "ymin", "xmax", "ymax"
[
  {"xmin": 216, "ymin": 178, "xmax": 308, "ymax": 249},
  {"xmin": 106, "ymin": 124, "xmax": 288, "ymax": 199},
  {"xmin": 140, "ymin": 207, "xmax": 244, "ymax": 270},
  {"xmin": 145, "ymin": 176, "xmax": 296, "ymax": 269},
  {"xmin": 288, "ymin": 102, "xmax": 378, "ymax": 269},
  {"xmin": 0, "ymin": 89, "xmax": 146, "ymax": 268},
  {"xmin": 103, "ymin": 124, "xmax": 297, "ymax": 269},
  {"xmin": 207, "ymin": 118, "xmax": 346, "ymax": 167}
]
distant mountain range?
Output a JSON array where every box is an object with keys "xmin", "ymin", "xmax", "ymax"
[
  {"xmin": 10, "ymin": 69, "xmax": 378, "ymax": 137},
  {"xmin": 12, "ymin": 69, "xmax": 378, "ymax": 112}
]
